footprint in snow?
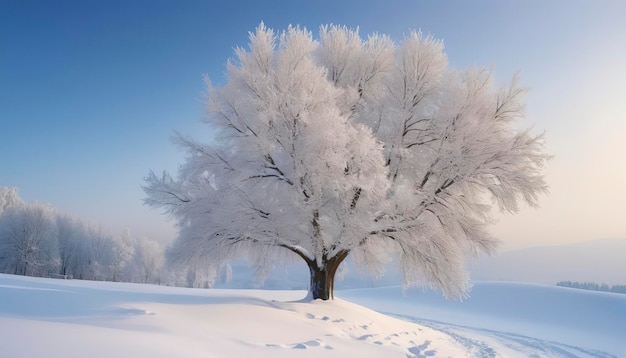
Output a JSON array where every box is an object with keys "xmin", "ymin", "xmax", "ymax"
[
  {"xmin": 267, "ymin": 339, "xmax": 333, "ymax": 350},
  {"xmin": 407, "ymin": 340, "xmax": 436, "ymax": 358}
]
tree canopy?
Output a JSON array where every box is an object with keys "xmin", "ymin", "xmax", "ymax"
[{"xmin": 144, "ymin": 24, "xmax": 549, "ymax": 300}]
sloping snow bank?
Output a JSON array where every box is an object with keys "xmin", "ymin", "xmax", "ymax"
[{"xmin": 0, "ymin": 274, "xmax": 466, "ymax": 358}]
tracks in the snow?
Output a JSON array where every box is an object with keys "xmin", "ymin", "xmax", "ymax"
[{"xmin": 385, "ymin": 313, "xmax": 617, "ymax": 358}]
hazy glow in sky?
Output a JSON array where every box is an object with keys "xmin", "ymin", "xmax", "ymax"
[{"xmin": 1, "ymin": 0, "xmax": 625, "ymax": 250}]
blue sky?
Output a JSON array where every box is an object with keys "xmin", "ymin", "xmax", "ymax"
[{"xmin": 2, "ymin": 0, "xmax": 625, "ymax": 249}]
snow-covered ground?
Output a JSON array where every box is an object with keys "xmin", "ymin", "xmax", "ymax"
[
  {"xmin": 341, "ymin": 284, "xmax": 625, "ymax": 357},
  {"xmin": 0, "ymin": 274, "xmax": 624, "ymax": 357}
]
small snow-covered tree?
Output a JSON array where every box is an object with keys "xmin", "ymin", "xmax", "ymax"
[
  {"xmin": 0, "ymin": 203, "xmax": 59, "ymax": 276},
  {"xmin": 109, "ymin": 229, "xmax": 135, "ymax": 282},
  {"xmin": 83, "ymin": 225, "xmax": 115, "ymax": 281},
  {"xmin": 56, "ymin": 214, "xmax": 84, "ymax": 277},
  {"xmin": 129, "ymin": 236, "xmax": 164, "ymax": 283},
  {"xmin": 144, "ymin": 24, "xmax": 549, "ymax": 300},
  {"xmin": 0, "ymin": 186, "xmax": 24, "ymax": 214}
]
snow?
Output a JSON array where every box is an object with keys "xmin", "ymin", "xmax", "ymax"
[
  {"xmin": 1, "ymin": 274, "xmax": 624, "ymax": 357},
  {"xmin": 341, "ymin": 282, "xmax": 626, "ymax": 357}
]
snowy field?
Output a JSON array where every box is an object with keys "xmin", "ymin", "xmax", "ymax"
[{"xmin": 0, "ymin": 274, "xmax": 624, "ymax": 357}]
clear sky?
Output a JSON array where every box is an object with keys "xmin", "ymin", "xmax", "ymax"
[{"xmin": 1, "ymin": 0, "xmax": 625, "ymax": 250}]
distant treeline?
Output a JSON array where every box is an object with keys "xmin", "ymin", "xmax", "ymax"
[
  {"xmin": 0, "ymin": 187, "xmax": 164, "ymax": 284},
  {"xmin": 0, "ymin": 187, "xmax": 231, "ymax": 289},
  {"xmin": 556, "ymin": 281, "xmax": 626, "ymax": 294}
]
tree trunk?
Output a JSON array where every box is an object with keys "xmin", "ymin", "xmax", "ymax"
[{"xmin": 306, "ymin": 250, "xmax": 349, "ymax": 300}]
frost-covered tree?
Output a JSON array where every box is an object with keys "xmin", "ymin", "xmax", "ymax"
[
  {"xmin": 144, "ymin": 24, "xmax": 549, "ymax": 300},
  {"xmin": 0, "ymin": 203, "xmax": 59, "ymax": 276},
  {"xmin": 0, "ymin": 187, "xmax": 24, "ymax": 214},
  {"xmin": 129, "ymin": 236, "xmax": 164, "ymax": 283},
  {"xmin": 108, "ymin": 230, "xmax": 135, "ymax": 282},
  {"xmin": 56, "ymin": 214, "xmax": 85, "ymax": 277},
  {"xmin": 83, "ymin": 225, "xmax": 115, "ymax": 281}
]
